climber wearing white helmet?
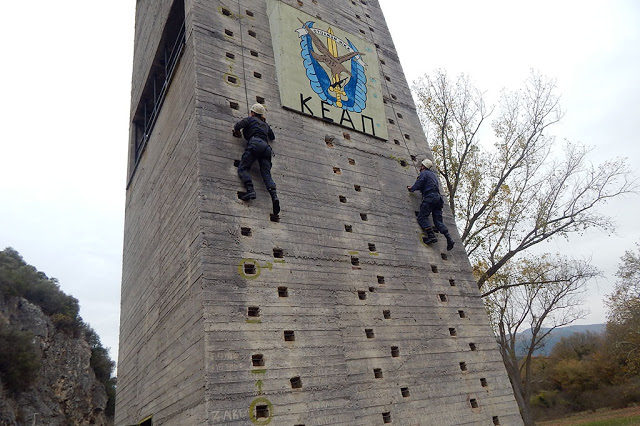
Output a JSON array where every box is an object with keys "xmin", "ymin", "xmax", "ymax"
[
  {"xmin": 407, "ymin": 158, "xmax": 455, "ymax": 251},
  {"xmin": 233, "ymin": 103, "xmax": 280, "ymax": 215}
]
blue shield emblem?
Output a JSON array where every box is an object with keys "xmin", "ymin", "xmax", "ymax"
[{"xmin": 296, "ymin": 20, "xmax": 367, "ymax": 113}]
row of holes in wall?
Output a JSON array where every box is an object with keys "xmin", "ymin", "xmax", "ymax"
[{"xmin": 224, "ymin": 6, "xmax": 492, "ymax": 422}]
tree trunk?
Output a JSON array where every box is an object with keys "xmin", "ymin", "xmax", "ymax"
[{"xmin": 499, "ymin": 345, "xmax": 535, "ymax": 426}]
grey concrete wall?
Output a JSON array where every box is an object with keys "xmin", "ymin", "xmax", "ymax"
[
  {"xmin": 193, "ymin": 0, "xmax": 522, "ymax": 425},
  {"xmin": 118, "ymin": 0, "xmax": 523, "ymax": 424},
  {"xmin": 116, "ymin": 2, "xmax": 207, "ymax": 423}
]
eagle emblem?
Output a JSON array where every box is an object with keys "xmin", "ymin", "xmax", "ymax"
[{"xmin": 296, "ymin": 19, "xmax": 367, "ymax": 112}]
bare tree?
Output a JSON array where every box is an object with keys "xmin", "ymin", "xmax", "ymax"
[
  {"xmin": 484, "ymin": 255, "xmax": 597, "ymax": 425},
  {"xmin": 413, "ymin": 69, "xmax": 637, "ymax": 290}
]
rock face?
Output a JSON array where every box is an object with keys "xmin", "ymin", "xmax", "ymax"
[{"xmin": 0, "ymin": 297, "xmax": 108, "ymax": 426}]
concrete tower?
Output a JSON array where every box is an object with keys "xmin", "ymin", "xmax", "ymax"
[{"xmin": 117, "ymin": 0, "xmax": 523, "ymax": 425}]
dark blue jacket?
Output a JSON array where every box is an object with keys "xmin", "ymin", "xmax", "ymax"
[
  {"xmin": 234, "ymin": 116, "xmax": 275, "ymax": 143},
  {"xmin": 409, "ymin": 169, "xmax": 440, "ymax": 197}
]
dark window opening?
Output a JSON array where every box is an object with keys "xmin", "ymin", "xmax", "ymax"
[
  {"xmin": 256, "ymin": 96, "xmax": 265, "ymax": 104},
  {"xmin": 129, "ymin": 0, "xmax": 186, "ymax": 188},
  {"xmin": 358, "ymin": 291, "xmax": 367, "ymax": 300},
  {"xmin": 391, "ymin": 346, "xmax": 399, "ymax": 357},
  {"xmin": 470, "ymin": 399, "xmax": 478, "ymax": 408},
  {"xmin": 480, "ymin": 378, "xmax": 488, "ymax": 387},
  {"xmin": 241, "ymin": 227, "xmax": 251, "ymax": 236},
  {"xmin": 360, "ymin": 213, "xmax": 368, "ymax": 221},
  {"xmin": 248, "ymin": 306, "xmax": 260, "ymax": 317},
  {"xmin": 383, "ymin": 310, "xmax": 391, "ymax": 319},
  {"xmin": 344, "ymin": 224, "xmax": 353, "ymax": 232},
  {"xmin": 368, "ymin": 243, "xmax": 376, "ymax": 251},
  {"xmin": 250, "ymin": 50, "xmax": 259, "ymax": 57},
  {"xmin": 373, "ymin": 368, "xmax": 383, "ymax": 378},
  {"xmin": 382, "ymin": 412, "xmax": 391, "ymax": 423},
  {"xmin": 469, "ymin": 343, "xmax": 477, "ymax": 351},
  {"xmin": 278, "ymin": 286, "xmax": 289, "ymax": 297},
  {"xmin": 449, "ymin": 327, "xmax": 457, "ymax": 336},
  {"xmin": 351, "ymin": 256, "xmax": 359, "ymax": 266},
  {"xmin": 354, "ymin": 184, "xmax": 361, "ymax": 192},
  {"xmin": 401, "ymin": 387, "xmax": 410, "ymax": 397},
  {"xmin": 377, "ymin": 275, "xmax": 385, "ymax": 284},
  {"xmin": 439, "ymin": 294, "xmax": 448, "ymax": 302},
  {"xmin": 365, "ymin": 329, "xmax": 375, "ymax": 338},
  {"xmin": 273, "ymin": 248, "xmax": 284, "ymax": 258},
  {"xmin": 284, "ymin": 330, "xmax": 295, "ymax": 341},
  {"xmin": 493, "ymin": 416, "xmax": 500, "ymax": 425},
  {"xmin": 339, "ymin": 195, "xmax": 347, "ymax": 203},
  {"xmin": 460, "ymin": 362, "xmax": 467, "ymax": 371}
]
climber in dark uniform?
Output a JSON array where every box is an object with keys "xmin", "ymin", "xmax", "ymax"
[
  {"xmin": 233, "ymin": 103, "xmax": 280, "ymax": 215},
  {"xmin": 407, "ymin": 158, "xmax": 455, "ymax": 251}
]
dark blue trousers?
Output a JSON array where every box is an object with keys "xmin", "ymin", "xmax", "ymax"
[
  {"xmin": 237, "ymin": 137, "xmax": 276, "ymax": 191},
  {"xmin": 417, "ymin": 193, "xmax": 448, "ymax": 234}
]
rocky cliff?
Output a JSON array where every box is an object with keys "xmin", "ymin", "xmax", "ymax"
[{"xmin": 0, "ymin": 296, "xmax": 109, "ymax": 425}]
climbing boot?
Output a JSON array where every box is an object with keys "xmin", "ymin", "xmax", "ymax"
[
  {"xmin": 445, "ymin": 233, "xmax": 455, "ymax": 251},
  {"xmin": 269, "ymin": 189, "xmax": 280, "ymax": 215},
  {"xmin": 423, "ymin": 227, "xmax": 438, "ymax": 245},
  {"xmin": 239, "ymin": 183, "xmax": 256, "ymax": 201}
]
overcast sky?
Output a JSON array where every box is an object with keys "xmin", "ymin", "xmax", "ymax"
[{"xmin": 1, "ymin": 1, "xmax": 638, "ymax": 365}]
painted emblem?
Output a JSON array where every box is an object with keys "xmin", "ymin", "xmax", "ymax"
[{"xmin": 296, "ymin": 19, "xmax": 367, "ymax": 112}]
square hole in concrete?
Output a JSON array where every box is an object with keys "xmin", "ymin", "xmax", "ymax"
[
  {"xmin": 460, "ymin": 362, "xmax": 467, "ymax": 371},
  {"xmin": 449, "ymin": 327, "xmax": 457, "ymax": 336},
  {"xmin": 469, "ymin": 343, "xmax": 477, "ymax": 351},
  {"xmin": 458, "ymin": 310, "xmax": 466, "ymax": 318},
  {"xmin": 382, "ymin": 412, "xmax": 391, "ymax": 423},
  {"xmin": 344, "ymin": 224, "xmax": 353, "ymax": 232},
  {"xmin": 273, "ymin": 248, "xmax": 284, "ymax": 258},
  {"xmin": 365, "ymin": 329, "xmax": 375, "ymax": 338},
  {"xmin": 360, "ymin": 213, "xmax": 368, "ymax": 221},
  {"xmin": 439, "ymin": 294, "xmax": 448, "ymax": 302},
  {"xmin": 284, "ymin": 330, "xmax": 295, "ymax": 341},
  {"xmin": 401, "ymin": 387, "xmax": 410, "ymax": 397},
  {"xmin": 470, "ymin": 399, "xmax": 478, "ymax": 408},
  {"xmin": 240, "ymin": 227, "xmax": 251, "ymax": 237},
  {"xmin": 391, "ymin": 346, "xmax": 399, "ymax": 357},
  {"xmin": 383, "ymin": 310, "xmax": 391, "ymax": 319},
  {"xmin": 290, "ymin": 376, "xmax": 302, "ymax": 389},
  {"xmin": 358, "ymin": 291, "xmax": 367, "ymax": 300},
  {"xmin": 377, "ymin": 275, "xmax": 385, "ymax": 284},
  {"xmin": 373, "ymin": 368, "xmax": 383, "ymax": 378},
  {"xmin": 252, "ymin": 354, "xmax": 264, "ymax": 367},
  {"xmin": 255, "ymin": 405, "xmax": 269, "ymax": 419},
  {"xmin": 278, "ymin": 286, "xmax": 288, "ymax": 297},
  {"xmin": 480, "ymin": 378, "xmax": 488, "ymax": 387},
  {"xmin": 248, "ymin": 306, "xmax": 260, "ymax": 317}
]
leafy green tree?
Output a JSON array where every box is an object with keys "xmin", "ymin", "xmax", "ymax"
[{"xmin": 0, "ymin": 324, "xmax": 41, "ymax": 394}]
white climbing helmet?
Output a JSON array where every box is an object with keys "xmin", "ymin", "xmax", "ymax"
[
  {"xmin": 250, "ymin": 103, "xmax": 267, "ymax": 116},
  {"xmin": 421, "ymin": 158, "xmax": 433, "ymax": 169}
]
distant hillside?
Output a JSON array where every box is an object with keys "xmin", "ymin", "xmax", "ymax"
[
  {"xmin": 0, "ymin": 248, "xmax": 115, "ymax": 425},
  {"xmin": 516, "ymin": 323, "xmax": 606, "ymax": 357}
]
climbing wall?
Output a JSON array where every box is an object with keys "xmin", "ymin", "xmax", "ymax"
[{"xmin": 118, "ymin": 0, "xmax": 523, "ymax": 424}]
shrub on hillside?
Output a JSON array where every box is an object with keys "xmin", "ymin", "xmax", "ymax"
[{"xmin": 0, "ymin": 323, "xmax": 41, "ymax": 394}]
